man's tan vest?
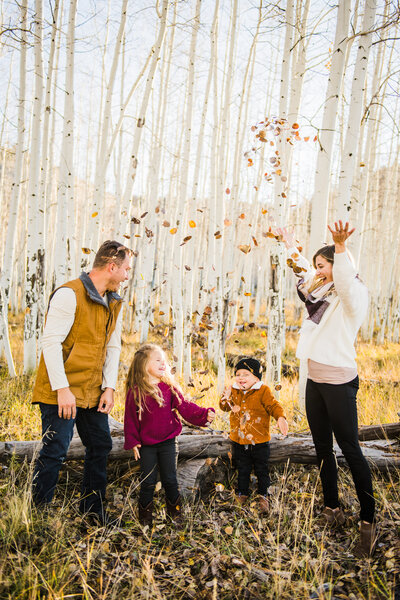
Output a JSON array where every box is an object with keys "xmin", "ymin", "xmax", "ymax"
[{"xmin": 32, "ymin": 276, "xmax": 122, "ymax": 408}]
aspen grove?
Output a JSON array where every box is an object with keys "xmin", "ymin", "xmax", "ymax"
[{"xmin": 0, "ymin": 0, "xmax": 399, "ymax": 390}]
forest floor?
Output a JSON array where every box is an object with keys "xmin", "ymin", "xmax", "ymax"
[{"xmin": 0, "ymin": 313, "xmax": 399, "ymax": 599}]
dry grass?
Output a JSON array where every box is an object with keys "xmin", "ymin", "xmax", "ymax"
[{"xmin": 0, "ymin": 313, "xmax": 399, "ymax": 599}]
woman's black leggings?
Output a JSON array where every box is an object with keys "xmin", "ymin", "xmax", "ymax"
[{"xmin": 305, "ymin": 376, "xmax": 375, "ymax": 523}]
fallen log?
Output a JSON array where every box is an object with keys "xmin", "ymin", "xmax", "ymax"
[{"xmin": 1, "ymin": 430, "xmax": 399, "ymax": 470}]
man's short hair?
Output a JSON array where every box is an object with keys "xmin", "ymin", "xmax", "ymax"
[{"xmin": 93, "ymin": 240, "xmax": 131, "ymax": 269}]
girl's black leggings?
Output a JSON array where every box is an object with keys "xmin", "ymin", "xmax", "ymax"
[{"xmin": 305, "ymin": 376, "xmax": 375, "ymax": 523}]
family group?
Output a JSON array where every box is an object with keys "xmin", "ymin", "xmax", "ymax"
[{"xmin": 30, "ymin": 222, "xmax": 377, "ymax": 559}]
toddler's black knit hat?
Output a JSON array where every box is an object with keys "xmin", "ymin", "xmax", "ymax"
[{"xmin": 234, "ymin": 357, "xmax": 262, "ymax": 380}]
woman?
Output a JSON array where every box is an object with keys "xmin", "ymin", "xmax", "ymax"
[{"xmin": 279, "ymin": 221, "xmax": 376, "ymax": 558}]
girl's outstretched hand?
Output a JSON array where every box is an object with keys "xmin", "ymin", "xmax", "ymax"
[
  {"xmin": 207, "ymin": 409, "xmax": 215, "ymax": 423},
  {"xmin": 276, "ymin": 227, "xmax": 297, "ymax": 250},
  {"xmin": 132, "ymin": 445, "xmax": 141, "ymax": 461},
  {"xmin": 327, "ymin": 221, "xmax": 355, "ymax": 250},
  {"xmin": 277, "ymin": 417, "xmax": 288, "ymax": 437}
]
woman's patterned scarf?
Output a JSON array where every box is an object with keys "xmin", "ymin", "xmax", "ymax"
[{"xmin": 297, "ymin": 279, "xmax": 336, "ymax": 325}]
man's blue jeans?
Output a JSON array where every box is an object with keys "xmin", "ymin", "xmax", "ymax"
[{"xmin": 32, "ymin": 403, "xmax": 113, "ymax": 515}]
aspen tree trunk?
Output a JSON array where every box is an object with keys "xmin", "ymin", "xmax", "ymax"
[
  {"xmin": 336, "ymin": 0, "xmax": 377, "ymax": 219},
  {"xmin": 53, "ymin": 0, "xmax": 77, "ymax": 289},
  {"xmin": 208, "ymin": 0, "xmax": 238, "ymax": 373},
  {"xmin": 90, "ymin": 0, "xmax": 128, "ymax": 250},
  {"xmin": 180, "ymin": 0, "xmax": 201, "ymax": 381},
  {"xmin": 266, "ymin": 0, "xmax": 295, "ymax": 393},
  {"xmin": 0, "ymin": 0, "xmax": 28, "ymax": 375},
  {"xmin": 24, "ymin": 0, "xmax": 44, "ymax": 372},
  {"xmin": 121, "ymin": 0, "xmax": 169, "ymax": 225},
  {"xmin": 309, "ymin": 0, "xmax": 352, "ymax": 252}
]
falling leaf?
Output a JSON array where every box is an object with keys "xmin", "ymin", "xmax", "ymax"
[
  {"xmin": 81, "ymin": 247, "xmax": 91, "ymax": 254},
  {"xmin": 292, "ymin": 123, "xmax": 299, "ymax": 129},
  {"xmin": 238, "ymin": 244, "xmax": 251, "ymax": 254},
  {"xmin": 141, "ymin": 211, "xmax": 148, "ymax": 218},
  {"xmin": 241, "ymin": 276, "xmax": 245, "ymax": 283},
  {"xmin": 275, "ymin": 384, "xmax": 282, "ymax": 391},
  {"xmin": 313, "ymin": 135, "xmax": 318, "ymax": 142},
  {"xmin": 254, "ymin": 186, "xmax": 258, "ymax": 191},
  {"xmin": 123, "ymin": 234, "xmax": 131, "ymax": 239},
  {"xmin": 269, "ymin": 157, "xmax": 277, "ymax": 164},
  {"xmin": 214, "ymin": 231, "xmax": 221, "ymax": 237},
  {"xmin": 171, "ymin": 367, "xmax": 177, "ymax": 374},
  {"xmin": 204, "ymin": 306, "xmax": 212, "ymax": 315},
  {"xmin": 225, "ymin": 188, "xmax": 231, "ymax": 194},
  {"xmin": 252, "ymin": 236, "xmax": 258, "ymax": 246},
  {"xmin": 304, "ymin": 136, "xmax": 309, "ymax": 142},
  {"xmin": 159, "ymin": 311, "xmax": 165, "ymax": 316},
  {"xmin": 360, "ymin": 162, "xmax": 365, "ymax": 167},
  {"xmin": 131, "ymin": 216, "xmax": 141, "ymax": 224},
  {"xmin": 170, "ymin": 228, "xmax": 178, "ymax": 234},
  {"xmin": 184, "ymin": 265, "xmax": 191, "ymax": 271},
  {"xmin": 247, "ymin": 158, "xmax": 253, "ymax": 166},
  {"xmin": 239, "ymin": 213, "xmax": 246, "ymax": 219},
  {"xmin": 91, "ymin": 211, "xmax": 98, "ymax": 218},
  {"xmin": 261, "ymin": 208, "xmax": 268, "ymax": 214},
  {"xmin": 281, "ymin": 192, "xmax": 287, "ymax": 198},
  {"xmin": 162, "ymin": 220, "xmax": 170, "ymax": 227},
  {"xmin": 134, "ymin": 234, "xmax": 141, "ymax": 238},
  {"xmin": 215, "ymin": 234, "xmax": 222, "ymax": 239},
  {"xmin": 189, "ymin": 220, "xmax": 196, "ymax": 228},
  {"xmin": 155, "ymin": 206, "xmax": 160, "ymax": 213},
  {"xmin": 224, "ymin": 219, "xmax": 232, "ymax": 226},
  {"xmin": 244, "ymin": 292, "xmax": 251, "ymax": 296}
]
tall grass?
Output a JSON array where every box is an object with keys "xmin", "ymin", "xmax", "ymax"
[{"xmin": 0, "ymin": 315, "xmax": 399, "ymax": 598}]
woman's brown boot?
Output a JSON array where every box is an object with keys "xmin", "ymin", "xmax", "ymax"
[
  {"xmin": 353, "ymin": 521, "xmax": 378, "ymax": 557},
  {"xmin": 138, "ymin": 501, "xmax": 153, "ymax": 527}
]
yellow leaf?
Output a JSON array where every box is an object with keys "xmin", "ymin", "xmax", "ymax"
[
  {"xmin": 224, "ymin": 219, "xmax": 232, "ymax": 226},
  {"xmin": 170, "ymin": 228, "xmax": 177, "ymax": 234},
  {"xmin": 244, "ymin": 292, "xmax": 251, "ymax": 296},
  {"xmin": 81, "ymin": 247, "xmax": 91, "ymax": 254},
  {"xmin": 189, "ymin": 220, "xmax": 196, "ymax": 228},
  {"xmin": 91, "ymin": 212, "xmax": 98, "ymax": 218},
  {"xmin": 238, "ymin": 244, "xmax": 251, "ymax": 254},
  {"xmin": 225, "ymin": 526, "xmax": 234, "ymax": 535}
]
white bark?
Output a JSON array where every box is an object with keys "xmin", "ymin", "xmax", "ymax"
[
  {"xmin": 309, "ymin": 0, "xmax": 352, "ymax": 252},
  {"xmin": 24, "ymin": 0, "xmax": 44, "ymax": 372},
  {"xmin": 336, "ymin": 0, "xmax": 377, "ymax": 219}
]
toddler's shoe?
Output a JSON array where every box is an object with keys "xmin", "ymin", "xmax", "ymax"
[
  {"xmin": 235, "ymin": 493, "xmax": 248, "ymax": 506},
  {"xmin": 257, "ymin": 495, "xmax": 269, "ymax": 515}
]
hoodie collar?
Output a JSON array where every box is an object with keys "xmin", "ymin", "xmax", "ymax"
[
  {"xmin": 79, "ymin": 272, "xmax": 121, "ymax": 308},
  {"xmin": 232, "ymin": 380, "xmax": 263, "ymax": 391}
]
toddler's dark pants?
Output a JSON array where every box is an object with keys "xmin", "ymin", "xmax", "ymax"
[
  {"xmin": 139, "ymin": 438, "xmax": 179, "ymax": 506},
  {"xmin": 305, "ymin": 376, "xmax": 375, "ymax": 523},
  {"xmin": 232, "ymin": 440, "xmax": 270, "ymax": 496}
]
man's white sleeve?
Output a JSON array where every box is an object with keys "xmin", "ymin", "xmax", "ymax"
[
  {"xmin": 102, "ymin": 308, "xmax": 122, "ymax": 390},
  {"xmin": 41, "ymin": 288, "xmax": 77, "ymax": 391}
]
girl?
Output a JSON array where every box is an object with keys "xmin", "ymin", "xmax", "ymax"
[
  {"xmin": 278, "ymin": 221, "xmax": 376, "ymax": 558},
  {"xmin": 124, "ymin": 344, "xmax": 215, "ymax": 526}
]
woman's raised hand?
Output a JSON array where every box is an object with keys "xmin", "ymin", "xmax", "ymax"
[
  {"xmin": 327, "ymin": 221, "xmax": 355, "ymax": 249},
  {"xmin": 276, "ymin": 227, "xmax": 297, "ymax": 250}
]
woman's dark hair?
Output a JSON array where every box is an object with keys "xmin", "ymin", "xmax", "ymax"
[{"xmin": 312, "ymin": 244, "xmax": 335, "ymax": 268}]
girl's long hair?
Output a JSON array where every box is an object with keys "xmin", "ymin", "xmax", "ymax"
[
  {"xmin": 125, "ymin": 343, "xmax": 183, "ymax": 419},
  {"xmin": 305, "ymin": 244, "xmax": 335, "ymax": 294}
]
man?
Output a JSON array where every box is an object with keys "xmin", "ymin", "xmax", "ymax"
[{"xmin": 31, "ymin": 240, "xmax": 131, "ymax": 525}]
